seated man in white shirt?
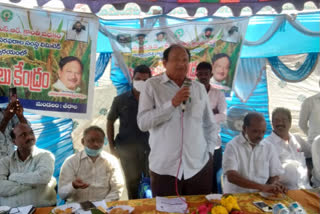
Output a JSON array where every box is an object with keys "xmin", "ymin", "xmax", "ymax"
[
  {"xmin": 222, "ymin": 112, "xmax": 286, "ymax": 194},
  {"xmin": 0, "ymin": 123, "xmax": 56, "ymax": 207},
  {"xmin": 58, "ymin": 126, "xmax": 124, "ymax": 203},
  {"xmin": 263, "ymin": 107, "xmax": 311, "ymax": 190}
]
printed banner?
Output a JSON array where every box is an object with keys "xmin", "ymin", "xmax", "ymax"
[
  {"xmin": 0, "ymin": 4, "xmax": 98, "ymax": 119},
  {"xmin": 100, "ymin": 17, "xmax": 248, "ymax": 92}
]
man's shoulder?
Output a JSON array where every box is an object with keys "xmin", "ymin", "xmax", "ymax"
[
  {"xmin": 226, "ymin": 135, "xmax": 243, "ymax": 148},
  {"xmin": 100, "ymin": 151, "xmax": 118, "ymax": 164},
  {"xmin": 33, "ymin": 147, "xmax": 54, "ymax": 159},
  {"xmin": 303, "ymin": 93, "xmax": 320, "ymax": 103}
]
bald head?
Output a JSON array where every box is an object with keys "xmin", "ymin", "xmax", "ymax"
[{"xmin": 243, "ymin": 112, "xmax": 266, "ymax": 145}]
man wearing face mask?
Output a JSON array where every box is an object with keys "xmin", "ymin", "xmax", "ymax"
[
  {"xmin": 107, "ymin": 65, "xmax": 151, "ymax": 199},
  {"xmin": 59, "ymin": 126, "xmax": 124, "ymax": 203},
  {"xmin": 222, "ymin": 112, "xmax": 287, "ymax": 194}
]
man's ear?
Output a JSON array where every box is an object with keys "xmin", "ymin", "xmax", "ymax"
[
  {"xmin": 163, "ymin": 60, "xmax": 167, "ymax": 68},
  {"xmin": 81, "ymin": 138, "xmax": 85, "ymax": 146}
]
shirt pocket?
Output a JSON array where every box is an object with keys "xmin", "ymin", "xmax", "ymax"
[
  {"xmin": 191, "ymin": 100, "xmax": 204, "ymax": 120},
  {"xmin": 255, "ymin": 158, "xmax": 269, "ymax": 179}
]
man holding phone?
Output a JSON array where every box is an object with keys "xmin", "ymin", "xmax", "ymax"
[{"xmin": 0, "ymin": 88, "xmax": 28, "ymax": 157}]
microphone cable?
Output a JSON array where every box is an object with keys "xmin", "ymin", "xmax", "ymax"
[{"xmin": 174, "ymin": 111, "xmax": 188, "ymax": 213}]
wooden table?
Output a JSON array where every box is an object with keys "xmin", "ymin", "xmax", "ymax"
[{"xmin": 36, "ymin": 189, "xmax": 320, "ymax": 214}]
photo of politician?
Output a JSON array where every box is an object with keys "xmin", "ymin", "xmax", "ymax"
[
  {"xmin": 212, "ymin": 53, "xmax": 231, "ymax": 83},
  {"xmin": 52, "ymin": 56, "xmax": 84, "ymax": 93},
  {"xmin": 66, "ymin": 20, "xmax": 88, "ymax": 42}
]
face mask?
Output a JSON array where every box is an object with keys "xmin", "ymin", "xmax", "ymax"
[
  {"xmin": 85, "ymin": 146, "xmax": 103, "ymax": 157},
  {"xmin": 133, "ymin": 80, "xmax": 146, "ymax": 92},
  {"xmin": 244, "ymin": 132, "xmax": 256, "ymax": 146}
]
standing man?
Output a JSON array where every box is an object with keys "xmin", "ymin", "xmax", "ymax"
[
  {"xmin": 137, "ymin": 44, "xmax": 218, "ymax": 196},
  {"xmin": 223, "ymin": 113, "xmax": 286, "ymax": 194},
  {"xmin": 0, "ymin": 92, "xmax": 28, "ymax": 157},
  {"xmin": 59, "ymin": 126, "xmax": 124, "ymax": 203},
  {"xmin": 299, "ymin": 84, "xmax": 320, "ymax": 145},
  {"xmin": 264, "ymin": 108, "xmax": 311, "ymax": 189},
  {"xmin": 196, "ymin": 62, "xmax": 227, "ymax": 193},
  {"xmin": 0, "ymin": 123, "xmax": 56, "ymax": 207},
  {"xmin": 107, "ymin": 65, "xmax": 151, "ymax": 199}
]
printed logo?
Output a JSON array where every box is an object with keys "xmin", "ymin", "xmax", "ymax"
[
  {"xmin": 1, "ymin": 10, "xmax": 13, "ymax": 22},
  {"xmin": 174, "ymin": 29, "xmax": 184, "ymax": 39}
]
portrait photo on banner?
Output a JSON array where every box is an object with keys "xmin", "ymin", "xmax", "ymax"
[
  {"xmin": 103, "ymin": 18, "xmax": 248, "ymax": 93},
  {"xmin": 0, "ymin": 4, "xmax": 98, "ymax": 118}
]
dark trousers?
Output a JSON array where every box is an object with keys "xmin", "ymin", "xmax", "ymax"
[
  {"xmin": 116, "ymin": 142, "xmax": 150, "ymax": 199},
  {"xmin": 150, "ymin": 155, "xmax": 213, "ymax": 197},
  {"xmin": 212, "ymin": 147, "xmax": 222, "ymax": 193}
]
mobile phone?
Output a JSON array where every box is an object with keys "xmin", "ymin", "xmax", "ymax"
[
  {"xmin": 80, "ymin": 201, "xmax": 96, "ymax": 211},
  {"xmin": 253, "ymin": 201, "xmax": 273, "ymax": 212},
  {"xmin": 9, "ymin": 87, "xmax": 17, "ymax": 102}
]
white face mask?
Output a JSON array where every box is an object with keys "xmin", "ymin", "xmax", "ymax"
[
  {"xmin": 244, "ymin": 132, "xmax": 256, "ymax": 146},
  {"xmin": 133, "ymin": 80, "xmax": 146, "ymax": 92}
]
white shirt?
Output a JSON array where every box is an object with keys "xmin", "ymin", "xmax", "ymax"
[
  {"xmin": 0, "ymin": 147, "xmax": 56, "ymax": 207},
  {"xmin": 208, "ymin": 85, "xmax": 227, "ymax": 149},
  {"xmin": 299, "ymin": 93, "xmax": 320, "ymax": 144},
  {"xmin": 52, "ymin": 79, "xmax": 81, "ymax": 93},
  {"xmin": 137, "ymin": 73, "xmax": 218, "ymax": 179},
  {"xmin": 263, "ymin": 132, "xmax": 311, "ymax": 189},
  {"xmin": 0, "ymin": 112, "xmax": 19, "ymax": 157},
  {"xmin": 222, "ymin": 134, "xmax": 284, "ymax": 193},
  {"xmin": 311, "ymin": 136, "xmax": 320, "ymax": 187},
  {"xmin": 58, "ymin": 150, "xmax": 124, "ymax": 203}
]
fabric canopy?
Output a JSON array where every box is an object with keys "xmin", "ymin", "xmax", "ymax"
[{"xmin": 32, "ymin": 0, "xmax": 320, "ymax": 16}]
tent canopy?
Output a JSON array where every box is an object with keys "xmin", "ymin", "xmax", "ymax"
[{"xmin": 16, "ymin": 0, "xmax": 320, "ymax": 16}]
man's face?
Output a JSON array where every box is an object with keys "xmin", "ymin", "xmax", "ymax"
[
  {"xmin": 13, "ymin": 124, "xmax": 36, "ymax": 151},
  {"xmin": 205, "ymin": 30, "xmax": 212, "ymax": 38},
  {"xmin": 75, "ymin": 23, "xmax": 82, "ymax": 33},
  {"xmin": 272, "ymin": 112, "xmax": 291, "ymax": 137},
  {"xmin": 58, "ymin": 60, "xmax": 82, "ymax": 91},
  {"xmin": 196, "ymin": 69, "xmax": 212, "ymax": 87},
  {"xmin": 82, "ymin": 130, "xmax": 104, "ymax": 150},
  {"xmin": 163, "ymin": 46, "xmax": 189, "ymax": 81},
  {"xmin": 244, "ymin": 117, "xmax": 266, "ymax": 145},
  {"xmin": 157, "ymin": 33, "xmax": 164, "ymax": 41},
  {"xmin": 133, "ymin": 72, "xmax": 151, "ymax": 81},
  {"xmin": 138, "ymin": 35, "xmax": 145, "ymax": 42},
  {"xmin": 212, "ymin": 57, "xmax": 230, "ymax": 82}
]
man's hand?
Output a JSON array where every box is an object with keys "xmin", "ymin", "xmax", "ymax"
[
  {"xmin": 3, "ymin": 102, "xmax": 16, "ymax": 121},
  {"xmin": 213, "ymin": 107, "xmax": 219, "ymax": 114},
  {"xmin": 172, "ymin": 87, "xmax": 190, "ymax": 108},
  {"xmin": 15, "ymin": 100, "xmax": 24, "ymax": 120},
  {"xmin": 72, "ymin": 178, "xmax": 89, "ymax": 189},
  {"xmin": 260, "ymin": 182, "xmax": 287, "ymax": 194},
  {"xmin": 109, "ymin": 146, "xmax": 119, "ymax": 159}
]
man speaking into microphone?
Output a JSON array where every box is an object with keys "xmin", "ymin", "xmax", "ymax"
[{"xmin": 137, "ymin": 44, "xmax": 218, "ymax": 196}]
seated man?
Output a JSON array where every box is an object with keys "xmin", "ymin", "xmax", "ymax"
[
  {"xmin": 222, "ymin": 112, "xmax": 286, "ymax": 194},
  {"xmin": 263, "ymin": 107, "xmax": 311, "ymax": 189},
  {"xmin": 0, "ymin": 123, "xmax": 56, "ymax": 207},
  {"xmin": 59, "ymin": 126, "xmax": 124, "ymax": 203}
]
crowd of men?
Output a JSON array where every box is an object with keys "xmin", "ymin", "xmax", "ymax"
[{"xmin": 0, "ymin": 44, "xmax": 319, "ymax": 207}]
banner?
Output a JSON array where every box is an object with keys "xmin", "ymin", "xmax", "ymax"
[
  {"xmin": 100, "ymin": 17, "xmax": 248, "ymax": 92},
  {"xmin": 0, "ymin": 4, "xmax": 98, "ymax": 119}
]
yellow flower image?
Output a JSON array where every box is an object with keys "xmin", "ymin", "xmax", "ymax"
[
  {"xmin": 211, "ymin": 205, "xmax": 228, "ymax": 214},
  {"xmin": 221, "ymin": 195, "xmax": 240, "ymax": 212}
]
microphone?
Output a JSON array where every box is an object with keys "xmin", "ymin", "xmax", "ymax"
[{"xmin": 181, "ymin": 78, "xmax": 192, "ymax": 112}]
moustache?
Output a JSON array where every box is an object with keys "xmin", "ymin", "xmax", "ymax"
[
  {"xmin": 276, "ymin": 125, "xmax": 285, "ymax": 128},
  {"xmin": 26, "ymin": 139, "xmax": 35, "ymax": 144}
]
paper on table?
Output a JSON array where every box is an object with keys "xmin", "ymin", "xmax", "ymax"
[
  {"xmin": 9, "ymin": 205, "xmax": 35, "ymax": 214},
  {"xmin": 76, "ymin": 200, "xmax": 108, "ymax": 214},
  {"xmin": 205, "ymin": 194, "xmax": 223, "ymax": 201},
  {"xmin": 156, "ymin": 197, "xmax": 188, "ymax": 214}
]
